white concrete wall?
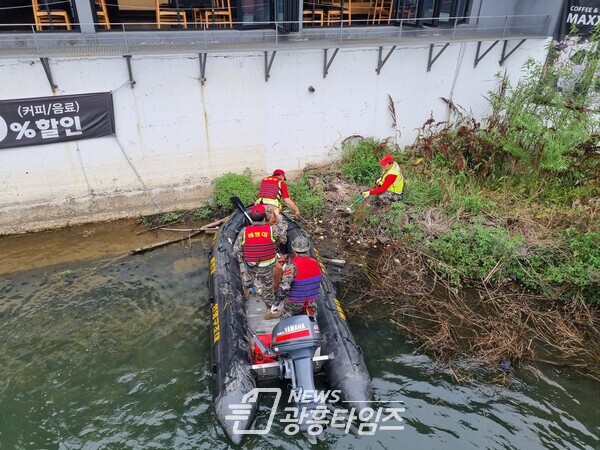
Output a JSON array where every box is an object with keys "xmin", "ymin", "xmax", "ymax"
[{"xmin": 0, "ymin": 37, "xmax": 551, "ymax": 233}]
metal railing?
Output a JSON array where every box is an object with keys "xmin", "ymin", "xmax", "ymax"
[{"xmin": 0, "ymin": 14, "xmax": 551, "ymax": 57}]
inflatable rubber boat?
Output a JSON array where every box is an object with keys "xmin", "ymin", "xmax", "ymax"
[{"xmin": 209, "ymin": 207, "xmax": 373, "ymax": 444}]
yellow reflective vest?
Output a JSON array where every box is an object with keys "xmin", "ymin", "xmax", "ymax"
[{"xmin": 376, "ymin": 161, "xmax": 404, "ymax": 193}]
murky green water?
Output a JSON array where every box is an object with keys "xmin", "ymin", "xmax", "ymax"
[{"xmin": 0, "ymin": 227, "xmax": 598, "ymax": 450}]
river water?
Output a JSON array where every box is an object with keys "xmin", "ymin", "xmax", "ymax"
[{"xmin": 0, "ymin": 220, "xmax": 598, "ymax": 450}]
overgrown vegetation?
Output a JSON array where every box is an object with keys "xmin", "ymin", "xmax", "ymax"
[
  {"xmin": 287, "ymin": 170, "xmax": 325, "ymax": 218},
  {"xmin": 340, "ymin": 136, "xmax": 397, "ymax": 185},
  {"xmin": 209, "ymin": 168, "xmax": 325, "ymax": 219},
  {"xmin": 415, "ymin": 29, "xmax": 600, "ymax": 193},
  {"xmin": 426, "ymin": 220, "xmax": 524, "ymax": 287},
  {"xmin": 339, "ymin": 128, "xmax": 598, "ymax": 305},
  {"xmin": 336, "ymin": 132, "xmax": 599, "ymax": 375},
  {"xmin": 211, "ymin": 168, "xmax": 257, "ymax": 210},
  {"xmin": 334, "ymin": 34, "xmax": 600, "ymax": 373}
]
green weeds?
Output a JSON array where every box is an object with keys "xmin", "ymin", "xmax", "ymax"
[
  {"xmin": 427, "ymin": 222, "xmax": 523, "ymax": 286},
  {"xmin": 287, "ymin": 173, "xmax": 325, "ymax": 219},
  {"xmin": 193, "ymin": 206, "xmax": 213, "ymax": 220},
  {"xmin": 211, "ymin": 168, "xmax": 257, "ymax": 210}
]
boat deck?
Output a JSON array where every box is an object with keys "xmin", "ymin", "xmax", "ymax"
[{"xmin": 246, "ymin": 293, "xmax": 277, "ymax": 336}]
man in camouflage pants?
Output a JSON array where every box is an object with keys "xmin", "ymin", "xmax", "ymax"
[
  {"xmin": 233, "ymin": 204, "xmax": 287, "ymax": 319},
  {"xmin": 272, "ymin": 236, "xmax": 322, "ymax": 319}
]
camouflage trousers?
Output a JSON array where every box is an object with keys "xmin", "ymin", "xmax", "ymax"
[
  {"xmin": 263, "ymin": 204, "xmax": 280, "ymax": 223},
  {"xmin": 241, "ymin": 263, "xmax": 275, "ymax": 307},
  {"xmin": 280, "ymin": 300, "xmax": 317, "ymax": 319},
  {"xmin": 376, "ymin": 191, "xmax": 403, "ymax": 205}
]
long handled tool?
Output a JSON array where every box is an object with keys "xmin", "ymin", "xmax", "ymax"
[
  {"xmin": 335, "ymin": 194, "xmax": 365, "ymax": 215},
  {"xmin": 230, "ymin": 196, "xmax": 253, "ymax": 224}
]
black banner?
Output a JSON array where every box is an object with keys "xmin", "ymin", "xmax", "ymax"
[
  {"xmin": 0, "ymin": 92, "xmax": 115, "ymax": 150},
  {"xmin": 557, "ymin": 0, "xmax": 600, "ymax": 41}
]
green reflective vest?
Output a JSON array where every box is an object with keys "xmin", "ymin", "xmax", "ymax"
[{"xmin": 376, "ymin": 161, "xmax": 404, "ymax": 193}]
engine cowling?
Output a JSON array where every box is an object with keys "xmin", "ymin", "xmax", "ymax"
[{"xmin": 271, "ymin": 315, "xmax": 322, "ymax": 354}]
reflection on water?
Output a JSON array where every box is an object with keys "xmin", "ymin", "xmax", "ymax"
[{"xmin": 0, "ymin": 230, "xmax": 598, "ymax": 450}]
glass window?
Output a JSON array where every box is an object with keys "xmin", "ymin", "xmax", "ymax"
[
  {"xmin": 0, "ymin": 0, "xmax": 78, "ymax": 32},
  {"xmin": 397, "ymin": 0, "xmax": 418, "ymax": 25},
  {"xmin": 97, "ymin": 0, "xmax": 240, "ymax": 31},
  {"xmin": 240, "ymin": 0, "xmax": 269, "ymax": 25},
  {"xmin": 418, "ymin": 0, "xmax": 471, "ymax": 27}
]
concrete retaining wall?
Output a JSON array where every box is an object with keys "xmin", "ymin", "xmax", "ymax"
[{"xmin": 0, "ymin": 37, "xmax": 551, "ymax": 234}]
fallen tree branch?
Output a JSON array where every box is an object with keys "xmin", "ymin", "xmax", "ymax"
[
  {"xmin": 130, "ymin": 230, "xmax": 204, "ymax": 255},
  {"xmin": 129, "ymin": 215, "xmax": 229, "ymax": 255}
]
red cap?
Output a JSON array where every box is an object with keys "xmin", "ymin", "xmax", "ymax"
[
  {"xmin": 272, "ymin": 169, "xmax": 286, "ymax": 180},
  {"xmin": 379, "ymin": 154, "xmax": 394, "ymax": 166},
  {"xmin": 250, "ymin": 204, "xmax": 266, "ymax": 215}
]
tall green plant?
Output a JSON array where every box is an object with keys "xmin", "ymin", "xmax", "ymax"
[
  {"xmin": 427, "ymin": 221, "xmax": 523, "ymax": 286},
  {"xmin": 287, "ymin": 174, "xmax": 325, "ymax": 219},
  {"xmin": 211, "ymin": 168, "xmax": 257, "ymax": 210},
  {"xmin": 487, "ymin": 28, "xmax": 600, "ymax": 177},
  {"xmin": 340, "ymin": 137, "xmax": 397, "ymax": 185}
]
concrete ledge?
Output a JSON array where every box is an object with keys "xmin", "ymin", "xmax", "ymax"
[{"xmin": 0, "ymin": 183, "xmax": 210, "ymax": 235}]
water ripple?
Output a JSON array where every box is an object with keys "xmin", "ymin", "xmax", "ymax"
[{"xmin": 1, "ymin": 240, "xmax": 598, "ymax": 449}]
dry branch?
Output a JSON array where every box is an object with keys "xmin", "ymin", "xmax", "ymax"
[
  {"xmin": 347, "ymin": 244, "xmax": 600, "ymax": 379},
  {"xmin": 129, "ymin": 215, "xmax": 228, "ymax": 255}
]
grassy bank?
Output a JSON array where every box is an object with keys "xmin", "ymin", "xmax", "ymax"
[
  {"xmin": 141, "ymin": 138, "xmax": 598, "ymax": 377},
  {"xmin": 337, "ymin": 134, "xmax": 598, "ymax": 377},
  {"xmin": 331, "ymin": 37, "xmax": 600, "ymax": 375},
  {"xmin": 140, "ymin": 38, "xmax": 600, "ymax": 376}
]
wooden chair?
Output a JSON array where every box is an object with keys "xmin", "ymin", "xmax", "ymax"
[
  {"xmin": 31, "ymin": 0, "xmax": 72, "ymax": 31},
  {"xmin": 371, "ymin": 0, "xmax": 394, "ymax": 24},
  {"xmin": 401, "ymin": 5, "xmax": 416, "ymax": 20},
  {"xmin": 155, "ymin": 0, "xmax": 188, "ymax": 29},
  {"xmin": 204, "ymin": 0, "xmax": 233, "ymax": 28},
  {"xmin": 193, "ymin": 8, "xmax": 206, "ymax": 27},
  {"xmin": 95, "ymin": 0, "xmax": 111, "ymax": 29},
  {"xmin": 303, "ymin": 3, "xmax": 324, "ymax": 27},
  {"xmin": 327, "ymin": 0, "xmax": 352, "ymax": 26},
  {"xmin": 367, "ymin": 0, "xmax": 378, "ymax": 24}
]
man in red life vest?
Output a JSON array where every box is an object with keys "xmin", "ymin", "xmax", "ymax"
[
  {"xmin": 256, "ymin": 169, "xmax": 301, "ymax": 219},
  {"xmin": 233, "ymin": 204, "xmax": 288, "ymax": 319},
  {"xmin": 361, "ymin": 154, "xmax": 404, "ymax": 204},
  {"xmin": 271, "ymin": 236, "xmax": 322, "ymax": 319}
]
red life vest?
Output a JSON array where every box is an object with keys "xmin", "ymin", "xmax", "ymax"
[
  {"xmin": 257, "ymin": 176, "xmax": 282, "ymax": 208},
  {"xmin": 288, "ymin": 255, "xmax": 322, "ymax": 302},
  {"xmin": 242, "ymin": 224, "xmax": 277, "ymax": 266}
]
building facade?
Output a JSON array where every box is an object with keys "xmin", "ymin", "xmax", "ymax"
[{"xmin": 0, "ymin": 0, "xmax": 564, "ymax": 233}]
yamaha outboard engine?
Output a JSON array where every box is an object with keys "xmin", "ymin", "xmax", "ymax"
[{"xmin": 271, "ymin": 315, "xmax": 323, "ymax": 439}]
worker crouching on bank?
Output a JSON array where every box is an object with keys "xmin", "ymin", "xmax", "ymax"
[{"xmin": 362, "ymin": 153, "xmax": 404, "ymax": 205}]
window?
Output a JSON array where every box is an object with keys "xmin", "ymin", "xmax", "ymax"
[
  {"xmin": 0, "ymin": 0, "xmax": 78, "ymax": 32},
  {"xmin": 420, "ymin": 0, "xmax": 471, "ymax": 27}
]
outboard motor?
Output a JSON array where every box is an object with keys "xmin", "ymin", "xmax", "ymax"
[{"xmin": 271, "ymin": 315, "xmax": 323, "ymax": 439}]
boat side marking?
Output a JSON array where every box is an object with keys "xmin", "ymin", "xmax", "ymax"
[
  {"xmin": 334, "ymin": 298, "xmax": 347, "ymax": 321},
  {"xmin": 313, "ymin": 248, "xmax": 328, "ymax": 275},
  {"xmin": 212, "ymin": 303, "xmax": 221, "ymax": 343}
]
